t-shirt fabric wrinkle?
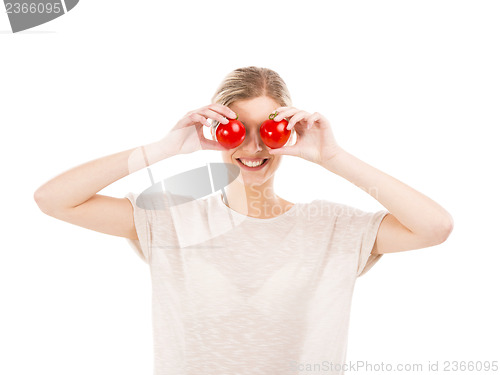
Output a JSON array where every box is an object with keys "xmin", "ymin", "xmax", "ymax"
[{"xmin": 124, "ymin": 191, "xmax": 389, "ymax": 375}]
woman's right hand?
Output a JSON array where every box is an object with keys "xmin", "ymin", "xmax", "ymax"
[{"xmin": 158, "ymin": 103, "xmax": 237, "ymax": 156}]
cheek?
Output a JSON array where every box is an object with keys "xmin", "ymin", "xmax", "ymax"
[
  {"xmin": 271, "ymin": 156, "xmax": 282, "ymax": 169},
  {"xmin": 221, "ymin": 152, "xmax": 232, "ymax": 163}
]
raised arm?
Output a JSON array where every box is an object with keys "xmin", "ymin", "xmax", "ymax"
[
  {"xmin": 33, "ymin": 141, "xmax": 174, "ymax": 240},
  {"xmin": 33, "ymin": 103, "xmax": 236, "ymax": 241}
]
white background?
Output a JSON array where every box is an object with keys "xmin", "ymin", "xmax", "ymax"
[{"xmin": 1, "ymin": 0, "xmax": 499, "ymax": 374}]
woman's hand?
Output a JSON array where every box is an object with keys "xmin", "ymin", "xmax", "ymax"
[
  {"xmin": 158, "ymin": 104, "xmax": 236, "ymax": 156},
  {"xmin": 267, "ymin": 107, "xmax": 345, "ymax": 165}
]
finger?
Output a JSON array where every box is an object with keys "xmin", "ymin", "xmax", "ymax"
[
  {"xmin": 208, "ymin": 103, "xmax": 237, "ymax": 119},
  {"xmin": 187, "ymin": 113, "xmax": 212, "ymax": 127},
  {"xmin": 199, "ymin": 108, "xmax": 230, "ymax": 125},
  {"xmin": 197, "ymin": 125, "xmax": 227, "ymax": 151},
  {"xmin": 268, "ymin": 144, "xmax": 301, "ymax": 157},
  {"xmin": 306, "ymin": 112, "xmax": 322, "ymax": 129},
  {"xmin": 271, "ymin": 106, "xmax": 292, "ymax": 117},
  {"xmin": 286, "ymin": 111, "xmax": 310, "ymax": 130},
  {"xmin": 200, "ymin": 137, "xmax": 227, "ymax": 151},
  {"xmin": 273, "ymin": 107, "xmax": 299, "ymax": 122}
]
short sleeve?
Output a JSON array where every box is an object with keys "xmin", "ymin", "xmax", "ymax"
[
  {"xmin": 348, "ymin": 208, "xmax": 390, "ymax": 277},
  {"xmin": 124, "ymin": 192, "xmax": 152, "ymax": 265}
]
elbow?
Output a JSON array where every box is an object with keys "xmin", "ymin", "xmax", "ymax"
[
  {"xmin": 33, "ymin": 188, "xmax": 53, "ymax": 215},
  {"xmin": 33, "ymin": 188, "xmax": 44, "ymax": 207},
  {"xmin": 435, "ymin": 214, "xmax": 454, "ymax": 244},
  {"xmin": 419, "ymin": 214, "xmax": 454, "ymax": 246}
]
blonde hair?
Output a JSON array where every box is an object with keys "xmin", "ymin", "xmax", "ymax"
[
  {"xmin": 212, "ymin": 66, "xmax": 292, "ymax": 107},
  {"xmin": 210, "ymin": 66, "xmax": 292, "ymax": 136}
]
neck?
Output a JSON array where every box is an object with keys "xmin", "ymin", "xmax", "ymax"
[{"xmin": 222, "ymin": 178, "xmax": 286, "ymax": 219}]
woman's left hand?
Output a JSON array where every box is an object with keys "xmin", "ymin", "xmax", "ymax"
[{"xmin": 267, "ymin": 107, "xmax": 344, "ymax": 165}]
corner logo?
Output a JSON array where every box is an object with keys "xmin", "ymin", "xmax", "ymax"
[{"xmin": 4, "ymin": 0, "xmax": 79, "ymax": 33}]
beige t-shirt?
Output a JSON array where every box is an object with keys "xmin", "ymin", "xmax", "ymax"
[{"xmin": 125, "ymin": 190, "xmax": 389, "ymax": 375}]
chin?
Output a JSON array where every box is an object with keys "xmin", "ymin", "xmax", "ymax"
[{"xmin": 222, "ymin": 155, "xmax": 277, "ymax": 183}]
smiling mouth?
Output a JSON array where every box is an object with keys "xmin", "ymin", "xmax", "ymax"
[{"xmin": 236, "ymin": 158, "xmax": 269, "ymax": 168}]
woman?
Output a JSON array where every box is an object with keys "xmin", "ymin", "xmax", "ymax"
[{"xmin": 34, "ymin": 66, "xmax": 454, "ymax": 375}]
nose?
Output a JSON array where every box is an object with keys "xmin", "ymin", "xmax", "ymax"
[{"xmin": 240, "ymin": 128, "xmax": 264, "ymax": 153}]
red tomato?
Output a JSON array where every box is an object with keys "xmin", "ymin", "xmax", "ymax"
[
  {"xmin": 260, "ymin": 112, "xmax": 291, "ymax": 149},
  {"xmin": 215, "ymin": 114, "xmax": 246, "ymax": 149}
]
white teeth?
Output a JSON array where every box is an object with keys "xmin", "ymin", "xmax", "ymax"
[{"xmin": 239, "ymin": 159, "xmax": 266, "ymax": 167}]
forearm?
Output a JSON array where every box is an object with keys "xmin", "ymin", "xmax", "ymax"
[
  {"xmin": 34, "ymin": 140, "xmax": 172, "ymax": 210},
  {"xmin": 320, "ymin": 148, "xmax": 454, "ymax": 237}
]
